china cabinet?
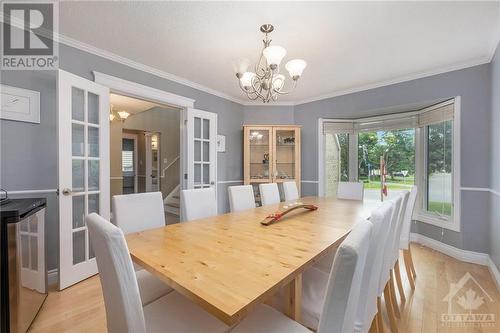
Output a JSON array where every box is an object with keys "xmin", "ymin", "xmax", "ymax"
[{"xmin": 243, "ymin": 125, "xmax": 301, "ymax": 202}]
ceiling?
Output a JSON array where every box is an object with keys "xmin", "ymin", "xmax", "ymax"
[
  {"xmin": 60, "ymin": 2, "xmax": 500, "ymax": 104},
  {"xmin": 110, "ymin": 93, "xmax": 163, "ymax": 115}
]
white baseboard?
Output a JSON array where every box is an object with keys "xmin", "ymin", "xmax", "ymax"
[
  {"xmin": 410, "ymin": 233, "xmax": 500, "ymax": 292},
  {"xmin": 410, "ymin": 233, "xmax": 489, "ymax": 265},
  {"xmin": 487, "ymin": 257, "xmax": 500, "ymax": 293},
  {"xmin": 47, "ymin": 269, "xmax": 58, "ymax": 287}
]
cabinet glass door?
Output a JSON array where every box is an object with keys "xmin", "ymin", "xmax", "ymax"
[
  {"xmin": 247, "ymin": 127, "xmax": 272, "ymax": 182},
  {"xmin": 273, "ymin": 128, "xmax": 298, "ymax": 182}
]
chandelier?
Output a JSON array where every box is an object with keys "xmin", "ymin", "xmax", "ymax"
[{"xmin": 236, "ymin": 24, "xmax": 306, "ymax": 103}]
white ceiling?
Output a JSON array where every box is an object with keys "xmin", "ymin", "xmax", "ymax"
[
  {"xmin": 110, "ymin": 93, "xmax": 162, "ymax": 115},
  {"xmin": 60, "ymin": 2, "xmax": 500, "ymax": 104}
]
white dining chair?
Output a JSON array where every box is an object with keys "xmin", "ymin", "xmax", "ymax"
[
  {"xmin": 86, "ymin": 213, "xmax": 228, "ymax": 333},
  {"xmin": 390, "ymin": 191, "xmax": 410, "ymax": 311},
  {"xmin": 337, "ymin": 182, "xmax": 364, "ymax": 201},
  {"xmin": 234, "ymin": 219, "xmax": 373, "ymax": 333},
  {"xmin": 378, "ymin": 195, "xmax": 403, "ymax": 332},
  {"xmin": 354, "ymin": 201, "xmax": 395, "ymax": 333},
  {"xmin": 112, "ymin": 192, "xmax": 172, "ymax": 306},
  {"xmin": 228, "ymin": 185, "xmax": 256, "ymax": 212},
  {"xmin": 282, "ymin": 181, "xmax": 299, "ymax": 202},
  {"xmin": 399, "ymin": 186, "xmax": 418, "ymax": 290},
  {"xmin": 259, "ymin": 183, "xmax": 281, "ymax": 206},
  {"xmin": 299, "ymin": 220, "xmax": 374, "ymax": 331},
  {"xmin": 313, "ymin": 181, "xmax": 363, "ymax": 274},
  {"xmin": 180, "ymin": 188, "xmax": 217, "ymax": 221}
]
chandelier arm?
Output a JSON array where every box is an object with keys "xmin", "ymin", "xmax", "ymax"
[
  {"xmin": 273, "ymin": 79, "xmax": 298, "ymax": 95},
  {"xmin": 245, "ymin": 92, "xmax": 260, "ymax": 101},
  {"xmin": 250, "ymin": 78, "xmax": 268, "ymax": 102}
]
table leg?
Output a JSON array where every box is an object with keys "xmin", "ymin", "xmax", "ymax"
[{"xmin": 284, "ymin": 273, "xmax": 302, "ymax": 322}]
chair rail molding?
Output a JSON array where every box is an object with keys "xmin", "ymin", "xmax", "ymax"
[{"xmin": 6, "ymin": 189, "xmax": 58, "ymax": 195}]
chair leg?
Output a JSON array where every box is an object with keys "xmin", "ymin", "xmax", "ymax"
[
  {"xmin": 388, "ymin": 271, "xmax": 400, "ymax": 318},
  {"xmin": 403, "ymin": 249, "xmax": 416, "ymax": 290},
  {"xmin": 369, "ymin": 316, "xmax": 379, "ymax": 333},
  {"xmin": 394, "ymin": 260, "xmax": 406, "ymax": 306},
  {"xmin": 384, "ymin": 283, "xmax": 399, "ymax": 333},
  {"xmin": 407, "ymin": 247, "xmax": 417, "ymax": 278},
  {"xmin": 376, "ymin": 297, "xmax": 385, "ymax": 333}
]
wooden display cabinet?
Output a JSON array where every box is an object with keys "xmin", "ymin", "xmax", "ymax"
[{"xmin": 243, "ymin": 125, "xmax": 301, "ymax": 201}]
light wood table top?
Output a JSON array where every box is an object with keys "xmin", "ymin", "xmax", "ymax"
[{"xmin": 126, "ymin": 196, "xmax": 381, "ymax": 325}]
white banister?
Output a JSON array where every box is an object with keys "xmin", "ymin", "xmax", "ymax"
[{"xmin": 161, "ymin": 156, "xmax": 180, "ymax": 178}]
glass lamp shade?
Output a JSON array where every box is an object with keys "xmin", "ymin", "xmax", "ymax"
[
  {"xmin": 285, "ymin": 59, "xmax": 307, "ymax": 78},
  {"xmin": 117, "ymin": 111, "xmax": 130, "ymax": 120},
  {"xmin": 272, "ymin": 74, "xmax": 285, "ymax": 91},
  {"xmin": 240, "ymin": 72, "xmax": 256, "ymax": 88},
  {"xmin": 263, "ymin": 46, "xmax": 287, "ymax": 66},
  {"xmin": 109, "ymin": 113, "xmax": 115, "ymax": 121}
]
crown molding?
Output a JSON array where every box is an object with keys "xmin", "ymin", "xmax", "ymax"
[
  {"xmin": 294, "ymin": 56, "xmax": 491, "ymax": 106},
  {"xmin": 57, "ymin": 34, "xmax": 494, "ymax": 108},
  {"xmin": 57, "ymin": 33, "xmax": 247, "ymax": 105}
]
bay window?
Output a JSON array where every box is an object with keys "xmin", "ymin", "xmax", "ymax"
[{"xmin": 320, "ymin": 97, "xmax": 460, "ymax": 231}]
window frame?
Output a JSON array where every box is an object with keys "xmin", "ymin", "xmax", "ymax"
[
  {"xmin": 318, "ymin": 96, "xmax": 461, "ymax": 232},
  {"xmin": 414, "ymin": 98, "xmax": 460, "ymax": 232}
]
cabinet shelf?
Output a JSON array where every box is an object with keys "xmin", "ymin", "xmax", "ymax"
[{"xmin": 244, "ymin": 125, "xmax": 301, "ymax": 198}]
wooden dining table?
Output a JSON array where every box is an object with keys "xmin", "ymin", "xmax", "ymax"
[{"xmin": 126, "ymin": 196, "xmax": 380, "ymax": 326}]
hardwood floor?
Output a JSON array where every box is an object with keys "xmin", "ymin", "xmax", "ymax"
[{"xmin": 29, "ymin": 244, "xmax": 500, "ymax": 333}]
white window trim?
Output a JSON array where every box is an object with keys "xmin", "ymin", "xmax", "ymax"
[{"xmin": 318, "ymin": 96, "xmax": 461, "ymax": 232}]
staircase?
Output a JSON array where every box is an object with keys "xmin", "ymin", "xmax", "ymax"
[{"xmin": 164, "ymin": 185, "xmax": 180, "ymax": 223}]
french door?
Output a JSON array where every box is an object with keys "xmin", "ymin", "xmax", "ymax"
[
  {"xmin": 58, "ymin": 70, "xmax": 110, "ymax": 289},
  {"xmin": 184, "ymin": 108, "xmax": 217, "ymax": 210}
]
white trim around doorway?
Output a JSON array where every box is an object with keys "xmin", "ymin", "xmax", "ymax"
[
  {"xmin": 93, "ymin": 72, "xmax": 195, "ymax": 108},
  {"xmin": 92, "ymin": 71, "xmax": 195, "ymax": 220}
]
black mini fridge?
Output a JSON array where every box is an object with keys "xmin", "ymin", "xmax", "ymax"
[{"xmin": 1, "ymin": 198, "xmax": 47, "ymax": 333}]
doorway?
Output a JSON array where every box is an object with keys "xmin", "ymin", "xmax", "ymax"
[
  {"xmin": 109, "ymin": 93, "xmax": 181, "ymax": 223},
  {"xmin": 59, "ymin": 71, "xmax": 219, "ymax": 288}
]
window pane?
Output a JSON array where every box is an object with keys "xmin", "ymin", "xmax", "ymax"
[
  {"xmin": 426, "ymin": 120, "xmax": 453, "ymax": 216},
  {"xmin": 87, "ymin": 92, "xmax": 99, "ymax": 125},
  {"xmin": 122, "ymin": 151, "xmax": 134, "ymax": 172},
  {"xmin": 72, "ymin": 87, "xmax": 85, "ymax": 121},
  {"xmin": 358, "ymin": 129, "xmax": 415, "ymax": 201},
  {"xmin": 325, "ymin": 132, "xmax": 349, "ymax": 197}
]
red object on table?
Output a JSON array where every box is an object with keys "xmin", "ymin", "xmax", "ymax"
[{"xmin": 261, "ymin": 204, "xmax": 318, "ymax": 226}]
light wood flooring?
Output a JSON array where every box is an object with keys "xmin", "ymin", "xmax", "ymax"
[{"xmin": 28, "ymin": 244, "xmax": 500, "ymax": 333}]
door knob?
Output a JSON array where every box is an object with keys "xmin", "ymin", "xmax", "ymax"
[{"xmin": 62, "ymin": 188, "xmax": 72, "ymax": 196}]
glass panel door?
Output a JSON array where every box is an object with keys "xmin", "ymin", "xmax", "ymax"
[
  {"xmin": 185, "ymin": 108, "xmax": 217, "ymax": 198},
  {"xmin": 273, "ymin": 128, "xmax": 297, "ymax": 182},
  {"xmin": 58, "ymin": 70, "xmax": 109, "ymax": 289},
  {"xmin": 247, "ymin": 127, "xmax": 272, "ymax": 183}
]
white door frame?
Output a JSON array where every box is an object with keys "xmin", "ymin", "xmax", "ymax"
[
  {"xmin": 122, "ymin": 132, "xmax": 138, "ymax": 193},
  {"xmin": 93, "ymin": 72, "xmax": 197, "ymax": 218}
]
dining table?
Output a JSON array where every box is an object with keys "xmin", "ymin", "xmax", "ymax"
[{"xmin": 126, "ymin": 196, "xmax": 381, "ymax": 326}]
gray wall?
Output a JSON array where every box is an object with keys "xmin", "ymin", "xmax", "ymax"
[
  {"xmin": 0, "ymin": 43, "xmax": 244, "ymax": 271},
  {"xmin": 243, "ymin": 105, "xmax": 294, "ymax": 125},
  {"xmin": 490, "ymin": 43, "xmax": 500, "ymax": 270},
  {"xmin": 294, "ymin": 64, "xmax": 492, "ymax": 253},
  {"xmin": 1, "ymin": 38, "xmax": 497, "ymax": 272}
]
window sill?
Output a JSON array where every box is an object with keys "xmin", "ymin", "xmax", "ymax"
[{"xmin": 415, "ymin": 212, "xmax": 460, "ymax": 232}]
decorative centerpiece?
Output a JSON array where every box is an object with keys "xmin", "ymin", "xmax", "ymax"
[{"xmin": 261, "ymin": 202, "xmax": 318, "ymax": 226}]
